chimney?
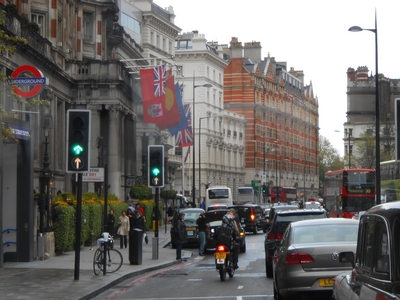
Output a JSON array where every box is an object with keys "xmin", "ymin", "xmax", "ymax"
[
  {"xmin": 229, "ymin": 37, "xmax": 243, "ymax": 59},
  {"xmin": 243, "ymin": 41, "xmax": 261, "ymax": 63}
]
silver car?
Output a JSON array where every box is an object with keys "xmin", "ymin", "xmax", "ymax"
[{"xmin": 273, "ymin": 218, "xmax": 359, "ymax": 300}]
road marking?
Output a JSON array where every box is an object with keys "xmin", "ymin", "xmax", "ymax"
[{"xmin": 238, "ymin": 286, "xmax": 244, "ymax": 289}]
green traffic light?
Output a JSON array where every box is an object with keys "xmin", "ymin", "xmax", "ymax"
[
  {"xmin": 72, "ymin": 144, "xmax": 83, "ymax": 155},
  {"xmin": 151, "ymin": 167, "xmax": 161, "ymax": 176}
]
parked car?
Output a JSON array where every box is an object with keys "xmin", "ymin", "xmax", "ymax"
[
  {"xmin": 332, "ymin": 202, "xmax": 400, "ymax": 300},
  {"xmin": 265, "ymin": 208, "xmax": 328, "ymax": 278},
  {"xmin": 204, "ymin": 209, "xmax": 246, "ymax": 253},
  {"xmin": 229, "ymin": 204, "xmax": 264, "ymax": 234},
  {"xmin": 170, "ymin": 208, "xmax": 205, "ymax": 248},
  {"xmin": 273, "ymin": 218, "xmax": 358, "ymax": 300}
]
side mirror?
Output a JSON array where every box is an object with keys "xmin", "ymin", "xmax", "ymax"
[{"xmin": 339, "ymin": 251, "xmax": 355, "ymax": 268}]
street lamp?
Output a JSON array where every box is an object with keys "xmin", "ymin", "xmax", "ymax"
[
  {"xmin": 39, "ymin": 114, "xmax": 53, "ymax": 233},
  {"xmin": 192, "ymin": 72, "xmax": 212, "ymax": 204},
  {"xmin": 199, "ymin": 116, "xmax": 208, "ymax": 206},
  {"xmin": 349, "ymin": 12, "xmax": 380, "ymax": 204}
]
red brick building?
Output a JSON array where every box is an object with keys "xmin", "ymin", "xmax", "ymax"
[{"xmin": 224, "ymin": 38, "xmax": 319, "ymax": 200}]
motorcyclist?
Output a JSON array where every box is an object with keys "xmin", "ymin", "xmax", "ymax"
[{"xmin": 221, "ymin": 208, "xmax": 240, "ymax": 269}]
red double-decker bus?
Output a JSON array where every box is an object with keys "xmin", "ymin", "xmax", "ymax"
[
  {"xmin": 323, "ymin": 168, "xmax": 376, "ymax": 218},
  {"xmin": 270, "ymin": 186, "xmax": 297, "ymax": 204}
]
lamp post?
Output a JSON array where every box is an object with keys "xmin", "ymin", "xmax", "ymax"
[
  {"xmin": 347, "ymin": 130, "xmax": 352, "ymax": 168},
  {"xmin": 39, "ymin": 114, "xmax": 53, "ymax": 233},
  {"xmin": 192, "ymin": 72, "xmax": 212, "ymax": 204},
  {"xmin": 199, "ymin": 116, "xmax": 208, "ymax": 206},
  {"xmin": 349, "ymin": 12, "xmax": 380, "ymax": 204}
]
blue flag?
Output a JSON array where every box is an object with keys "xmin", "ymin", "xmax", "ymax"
[{"xmin": 168, "ymin": 83, "xmax": 188, "ymax": 136}]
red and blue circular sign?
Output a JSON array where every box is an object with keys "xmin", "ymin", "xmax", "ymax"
[{"xmin": 10, "ymin": 65, "xmax": 47, "ymax": 98}]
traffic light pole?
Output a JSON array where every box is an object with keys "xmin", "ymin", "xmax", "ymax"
[
  {"xmin": 74, "ymin": 173, "xmax": 83, "ymax": 280},
  {"xmin": 152, "ymin": 187, "xmax": 159, "ymax": 260}
]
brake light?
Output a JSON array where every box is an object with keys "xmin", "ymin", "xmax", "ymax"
[
  {"xmin": 284, "ymin": 253, "xmax": 314, "ymax": 265},
  {"xmin": 342, "ymin": 211, "xmax": 355, "ymax": 219},
  {"xmin": 250, "ymin": 214, "xmax": 256, "ymax": 221},
  {"xmin": 268, "ymin": 232, "xmax": 283, "ymax": 240},
  {"xmin": 217, "ymin": 245, "xmax": 226, "ymax": 252},
  {"xmin": 239, "ymin": 231, "xmax": 245, "ymax": 237}
]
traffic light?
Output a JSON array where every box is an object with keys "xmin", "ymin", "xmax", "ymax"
[
  {"xmin": 148, "ymin": 145, "xmax": 164, "ymax": 187},
  {"xmin": 262, "ymin": 185, "xmax": 269, "ymax": 196},
  {"xmin": 66, "ymin": 110, "xmax": 91, "ymax": 173}
]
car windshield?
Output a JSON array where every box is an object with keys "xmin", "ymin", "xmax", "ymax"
[
  {"xmin": 183, "ymin": 212, "xmax": 202, "ymax": 226},
  {"xmin": 205, "ymin": 211, "xmax": 228, "ymax": 223},
  {"xmin": 292, "ymin": 224, "xmax": 358, "ymax": 244}
]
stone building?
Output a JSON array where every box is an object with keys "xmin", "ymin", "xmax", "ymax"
[
  {"xmin": 0, "ymin": 0, "xmax": 179, "ymax": 263},
  {"xmin": 345, "ymin": 66, "xmax": 400, "ymax": 165},
  {"xmin": 224, "ymin": 38, "xmax": 319, "ymax": 201},
  {"xmin": 174, "ymin": 32, "xmax": 246, "ymax": 203}
]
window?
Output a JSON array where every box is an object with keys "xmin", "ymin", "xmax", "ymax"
[
  {"xmin": 358, "ymin": 217, "xmax": 374, "ymax": 274},
  {"xmin": 373, "ymin": 222, "xmax": 390, "ymax": 279},
  {"xmin": 121, "ymin": 13, "xmax": 141, "ymax": 34},
  {"xmin": 83, "ymin": 12, "xmax": 93, "ymax": 41},
  {"xmin": 31, "ymin": 13, "xmax": 45, "ymax": 36}
]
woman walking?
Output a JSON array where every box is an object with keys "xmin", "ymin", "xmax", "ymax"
[{"xmin": 117, "ymin": 210, "xmax": 129, "ymax": 248}]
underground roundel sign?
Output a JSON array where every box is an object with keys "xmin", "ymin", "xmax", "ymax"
[{"xmin": 9, "ymin": 65, "xmax": 48, "ymax": 98}]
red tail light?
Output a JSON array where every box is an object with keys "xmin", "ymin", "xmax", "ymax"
[
  {"xmin": 217, "ymin": 245, "xmax": 226, "ymax": 252},
  {"xmin": 342, "ymin": 211, "xmax": 355, "ymax": 219},
  {"xmin": 268, "ymin": 232, "xmax": 283, "ymax": 240},
  {"xmin": 250, "ymin": 214, "xmax": 256, "ymax": 221},
  {"xmin": 284, "ymin": 253, "xmax": 314, "ymax": 265}
]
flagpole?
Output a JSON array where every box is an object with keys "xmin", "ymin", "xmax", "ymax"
[{"xmin": 182, "ymin": 147, "xmax": 185, "ymax": 197}]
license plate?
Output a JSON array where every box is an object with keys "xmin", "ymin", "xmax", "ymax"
[
  {"xmin": 319, "ymin": 278, "xmax": 333, "ymax": 287},
  {"xmin": 215, "ymin": 252, "xmax": 226, "ymax": 259},
  {"xmin": 187, "ymin": 231, "xmax": 193, "ymax": 236},
  {"xmin": 186, "ymin": 227, "xmax": 196, "ymax": 231}
]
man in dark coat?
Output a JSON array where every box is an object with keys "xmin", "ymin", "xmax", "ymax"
[{"xmin": 175, "ymin": 213, "xmax": 187, "ymax": 261}]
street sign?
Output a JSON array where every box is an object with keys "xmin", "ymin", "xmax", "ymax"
[
  {"xmin": 251, "ymin": 180, "xmax": 261, "ymax": 190},
  {"xmin": 8, "ymin": 65, "xmax": 49, "ymax": 98},
  {"xmin": 79, "ymin": 168, "xmax": 105, "ymax": 182}
]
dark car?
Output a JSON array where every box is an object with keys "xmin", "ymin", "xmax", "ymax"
[
  {"xmin": 265, "ymin": 203, "xmax": 299, "ymax": 233},
  {"xmin": 264, "ymin": 208, "xmax": 328, "ymax": 278},
  {"xmin": 204, "ymin": 209, "xmax": 246, "ymax": 253},
  {"xmin": 332, "ymin": 202, "xmax": 400, "ymax": 300},
  {"xmin": 170, "ymin": 208, "xmax": 205, "ymax": 248},
  {"xmin": 273, "ymin": 218, "xmax": 358, "ymax": 299},
  {"xmin": 262, "ymin": 208, "xmax": 271, "ymax": 233},
  {"xmin": 229, "ymin": 204, "xmax": 264, "ymax": 234}
]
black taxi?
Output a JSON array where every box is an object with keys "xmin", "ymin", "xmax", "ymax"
[{"xmin": 332, "ymin": 201, "xmax": 400, "ymax": 300}]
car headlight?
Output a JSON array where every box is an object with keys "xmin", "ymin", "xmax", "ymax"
[{"xmin": 211, "ymin": 228, "xmax": 215, "ymax": 234}]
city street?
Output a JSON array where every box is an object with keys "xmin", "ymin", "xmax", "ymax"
[{"xmin": 91, "ymin": 233, "xmax": 332, "ymax": 300}]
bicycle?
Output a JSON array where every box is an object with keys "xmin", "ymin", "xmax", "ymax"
[{"xmin": 93, "ymin": 235, "xmax": 123, "ymax": 276}]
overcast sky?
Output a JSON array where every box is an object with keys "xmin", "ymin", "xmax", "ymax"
[{"xmin": 154, "ymin": 0, "xmax": 400, "ymax": 156}]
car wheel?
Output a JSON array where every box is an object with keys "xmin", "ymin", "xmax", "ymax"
[{"xmin": 240, "ymin": 242, "xmax": 246, "ymax": 253}]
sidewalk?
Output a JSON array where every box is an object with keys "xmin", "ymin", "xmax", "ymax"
[{"xmin": 0, "ymin": 226, "xmax": 193, "ymax": 300}]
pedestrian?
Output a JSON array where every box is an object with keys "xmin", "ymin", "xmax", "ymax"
[
  {"xmin": 167, "ymin": 204, "xmax": 174, "ymax": 223},
  {"xmin": 136, "ymin": 203, "xmax": 145, "ymax": 216},
  {"xmin": 175, "ymin": 213, "xmax": 187, "ymax": 261},
  {"xmin": 200, "ymin": 200, "xmax": 205, "ymax": 210},
  {"xmin": 196, "ymin": 213, "xmax": 207, "ymax": 256},
  {"xmin": 127, "ymin": 207, "xmax": 135, "ymax": 232},
  {"xmin": 117, "ymin": 210, "xmax": 129, "ymax": 248},
  {"xmin": 107, "ymin": 209, "xmax": 116, "ymax": 236},
  {"xmin": 132, "ymin": 210, "xmax": 147, "ymax": 244}
]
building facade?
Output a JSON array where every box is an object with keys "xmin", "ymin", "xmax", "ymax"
[
  {"xmin": 224, "ymin": 38, "xmax": 319, "ymax": 202},
  {"xmin": 345, "ymin": 66, "xmax": 399, "ymax": 165},
  {"xmin": 174, "ymin": 32, "xmax": 246, "ymax": 203}
]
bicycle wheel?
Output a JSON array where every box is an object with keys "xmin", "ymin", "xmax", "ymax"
[
  {"xmin": 105, "ymin": 249, "xmax": 123, "ymax": 273},
  {"xmin": 93, "ymin": 248, "xmax": 103, "ymax": 276}
]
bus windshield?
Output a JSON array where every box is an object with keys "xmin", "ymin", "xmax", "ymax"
[
  {"xmin": 344, "ymin": 171, "xmax": 375, "ymax": 187},
  {"xmin": 208, "ymin": 188, "xmax": 229, "ymax": 199}
]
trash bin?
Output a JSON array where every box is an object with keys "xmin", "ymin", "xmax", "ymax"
[{"xmin": 129, "ymin": 228, "xmax": 143, "ymax": 265}]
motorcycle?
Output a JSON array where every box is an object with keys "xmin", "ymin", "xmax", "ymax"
[{"xmin": 214, "ymin": 243, "xmax": 235, "ymax": 281}]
